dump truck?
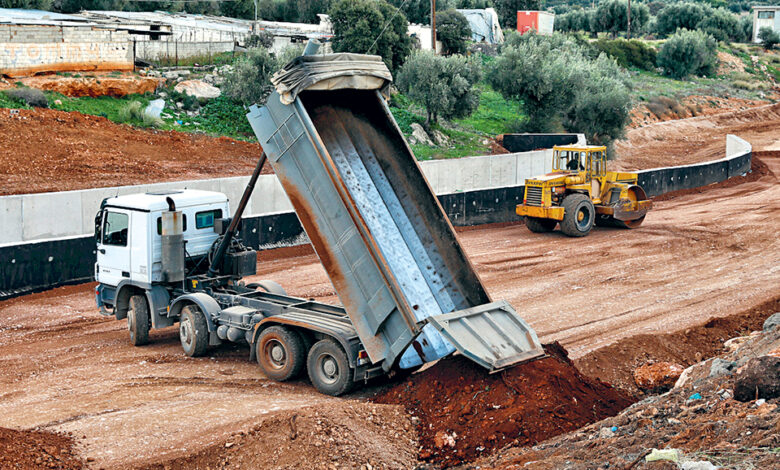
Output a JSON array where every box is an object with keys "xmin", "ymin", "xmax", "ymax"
[
  {"xmin": 93, "ymin": 49, "xmax": 544, "ymax": 396},
  {"xmin": 515, "ymin": 145, "xmax": 652, "ymax": 237}
]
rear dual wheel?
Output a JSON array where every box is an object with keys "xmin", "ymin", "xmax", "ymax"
[{"xmin": 256, "ymin": 326, "xmax": 306, "ymax": 382}]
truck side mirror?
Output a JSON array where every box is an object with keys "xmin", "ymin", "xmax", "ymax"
[{"xmin": 94, "ymin": 210, "xmax": 103, "ymax": 242}]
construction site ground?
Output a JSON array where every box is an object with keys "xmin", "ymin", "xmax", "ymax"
[{"xmin": 1, "ymin": 103, "xmax": 779, "ymax": 468}]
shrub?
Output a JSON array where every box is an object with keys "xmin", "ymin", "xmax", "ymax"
[
  {"xmin": 246, "ymin": 31, "xmax": 273, "ymax": 48},
  {"xmin": 739, "ymin": 15, "xmax": 753, "ymax": 43},
  {"xmin": 593, "ymin": 38, "xmax": 657, "ymax": 71},
  {"xmin": 733, "ymin": 80, "xmax": 771, "ymax": 91},
  {"xmin": 656, "ymin": 3, "xmax": 709, "ymax": 37},
  {"xmin": 141, "ymin": 112, "xmax": 164, "ymax": 128},
  {"xmin": 329, "ymin": 0, "xmax": 412, "ymax": 72},
  {"xmin": 657, "ymin": 29, "xmax": 718, "ymax": 79},
  {"xmin": 396, "ymin": 51, "xmax": 482, "ymax": 125},
  {"xmin": 645, "ymin": 95, "xmax": 685, "ymax": 118},
  {"xmin": 436, "ymin": 9, "xmax": 471, "ymax": 55},
  {"xmin": 592, "ymin": 0, "xmax": 650, "ymax": 38},
  {"xmin": 4, "ymin": 87, "xmax": 48, "ymax": 108},
  {"xmin": 759, "ymin": 27, "xmax": 780, "ymax": 50},
  {"xmin": 488, "ymin": 32, "xmax": 631, "ymax": 146},
  {"xmin": 222, "ymin": 48, "xmax": 278, "ymax": 106},
  {"xmin": 117, "ymin": 101, "xmax": 144, "ymax": 123},
  {"xmin": 698, "ymin": 8, "xmax": 742, "ymax": 42}
]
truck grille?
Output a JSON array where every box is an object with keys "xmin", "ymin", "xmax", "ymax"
[{"xmin": 526, "ymin": 186, "xmax": 543, "ymax": 206}]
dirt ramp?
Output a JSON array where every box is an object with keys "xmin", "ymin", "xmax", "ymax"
[
  {"xmin": 373, "ymin": 343, "xmax": 634, "ymax": 467},
  {"xmin": 0, "ymin": 427, "xmax": 84, "ymax": 469}
]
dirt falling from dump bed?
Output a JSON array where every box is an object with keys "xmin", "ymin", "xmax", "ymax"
[
  {"xmin": 0, "ymin": 427, "xmax": 85, "ymax": 470},
  {"xmin": 372, "ymin": 343, "xmax": 634, "ymax": 468}
]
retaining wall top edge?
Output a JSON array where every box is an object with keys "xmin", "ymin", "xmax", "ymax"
[{"xmin": 0, "ymin": 232, "xmax": 92, "ymax": 249}]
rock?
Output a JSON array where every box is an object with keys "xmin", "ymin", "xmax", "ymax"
[
  {"xmin": 681, "ymin": 461, "xmax": 717, "ymax": 470},
  {"xmin": 144, "ymin": 99, "xmax": 165, "ymax": 119},
  {"xmin": 634, "ymin": 362, "xmax": 685, "ymax": 392},
  {"xmin": 433, "ymin": 431, "xmax": 456, "ymax": 448},
  {"xmin": 763, "ymin": 312, "xmax": 780, "ymax": 331},
  {"xmin": 645, "ymin": 448, "xmax": 680, "ymax": 463},
  {"xmin": 733, "ymin": 356, "xmax": 780, "ymax": 402},
  {"xmin": 53, "ymin": 99, "xmax": 62, "ymax": 105},
  {"xmin": 674, "ymin": 365, "xmax": 695, "ymax": 389},
  {"xmin": 598, "ymin": 427, "xmax": 614, "ymax": 438},
  {"xmin": 173, "ymin": 80, "xmax": 222, "ymax": 98},
  {"xmin": 163, "ymin": 71, "xmax": 180, "ymax": 79},
  {"xmin": 709, "ymin": 358, "xmax": 737, "ymax": 378},
  {"xmin": 767, "ymin": 347, "xmax": 780, "ymax": 359},
  {"xmin": 723, "ymin": 335, "xmax": 750, "ymax": 352},
  {"xmin": 409, "ymin": 123, "xmax": 434, "ymax": 146},
  {"xmin": 431, "ymin": 129, "xmax": 450, "ymax": 146}
]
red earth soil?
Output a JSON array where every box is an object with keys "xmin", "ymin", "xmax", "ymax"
[
  {"xmin": 373, "ymin": 343, "xmax": 634, "ymax": 468},
  {"xmin": 0, "ymin": 108, "xmax": 267, "ymax": 195},
  {"xmin": 0, "ymin": 427, "xmax": 84, "ymax": 470}
]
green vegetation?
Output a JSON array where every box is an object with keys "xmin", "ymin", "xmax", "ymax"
[
  {"xmin": 329, "ymin": 0, "xmax": 412, "ymax": 72},
  {"xmin": 759, "ymin": 27, "xmax": 780, "ymax": 50},
  {"xmin": 593, "ymin": 38, "xmax": 657, "ymax": 71},
  {"xmin": 657, "ymin": 29, "xmax": 718, "ymax": 79},
  {"xmin": 50, "ymin": 93, "xmax": 152, "ymax": 122},
  {"xmin": 435, "ymin": 9, "xmax": 472, "ymax": 55},
  {"xmin": 396, "ymin": 51, "xmax": 482, "ymax": 125},
  {"xmin": 4, "ymin": 87, "xmax": 48, "ymax": 108}
]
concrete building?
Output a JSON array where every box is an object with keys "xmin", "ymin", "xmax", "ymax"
[
  {"xmin": 752, "ymin": 6, "xmax": 780, "ymax": 43},
  {"xmin": 0, "ymin": 8, "xmax": 133, "ymax": 77}
]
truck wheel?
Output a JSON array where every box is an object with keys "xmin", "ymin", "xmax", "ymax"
[
  {"xmin": 256, "ymin": 326, "xmax": 306, "ymax": 381},
  {"xmin": 127, "ymin": 294, "xmax": 150, "ymax": 346},
  {"xmin": 307, "ymin": 339, "xmax": 354, "ymax": 396},
  {"xmin": 180, "ymin": 305, "xmax": 209, "ymax": 357},
  {"xmin": 525, "ymin": 216, "xmax": 557, "ymax": 233},
  {"xmin": 560, "ymin": 194, "xmax": 595, "ymax": 237}
]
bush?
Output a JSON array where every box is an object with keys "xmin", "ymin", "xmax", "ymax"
[
  {"xmin": 759, "ymin": 26, "xmax": 780, "ymax": 50},
  {"xmin": 488, "ymin": 33, "xmax": 631, "ymax": 146},
  {"xmin": 593, "ymin": 38, "xmax": 657, "ymax": 71},
  {"xmin": 436, "ymin": 9, "xmax": 471, "ymax": 55},
  {"xmin": 396, "ymin": 51, "xmax": 482, "ymax": 125},
  {"xmin": 592, "ymin": 0, "xmax": 650, "ymax": 37},
  {"xmin": 656, "ymin": 3, "xmax": 709, "ymax": 37},
  {"xmin": 4, "ymin": 87, "xmax": 48, "ymax": 108},
  {"xmin": 698, "ymin": 7, "xmax": 742, "ymax": 42},
  {"xmin": 117, "ymin": 101, "xmax": 144, "ymax": 123},
  {"xmin": 245, "ymin": 31, "xmax": 273, "ymax": 48},
  {"xmin": 657, "ymin": 29, "xmax": 718, "ymax": 79},
  {"xmin": 739, "ymin": 15, "xmax": 753, "ymax": 44},
  {"xmin": 329, "ymin": 0, "xmax": 412, "ymax": 72},
  {"xmin": 732, "ymin": 80, "xmax": 771, "ymax": 91},
  {"xmin": 222, "ymin": 48, "xmax": 278, "ymax": 106}
]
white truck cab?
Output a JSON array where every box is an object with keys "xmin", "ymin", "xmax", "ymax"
[{"xmin": 94, "ymin": 189, "xmax": 229, "ymax": 326}]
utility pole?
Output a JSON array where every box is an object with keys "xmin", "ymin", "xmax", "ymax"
[
  {"xmin": 431, "ymin": 0, "xmax": 436, "ymax": 53},
  {"xmin": 253, "ymin": 0, "xmax": 258, "ymax": 22},
  {"xmin": 627, "ymin": 0, "xmax": 631, "ymax": 39}
]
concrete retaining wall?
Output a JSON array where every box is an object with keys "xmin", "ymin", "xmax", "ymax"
[
  {"xmin": 502, "ymin": 133, "xmax": 584, "ymax": 153},
  {"xmin": 0, "ymin": 135, "xmax": 752, "ymax": 300},
  {"xmin": 134, "ymin": 40, "xmax": 237, "ymax": 61},
  {"xmin": 0, "ymin": 24, "xmax": 133, "ymax": 77}
]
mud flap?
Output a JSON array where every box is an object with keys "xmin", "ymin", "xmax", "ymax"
[{"xmin": 425, "ymin": 301, "xmax": 545, "ymax": 372}]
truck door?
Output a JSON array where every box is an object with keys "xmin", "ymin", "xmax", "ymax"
[{"xmin": 97, "ymin": 209, "xmax": 131, "ymax": 287}]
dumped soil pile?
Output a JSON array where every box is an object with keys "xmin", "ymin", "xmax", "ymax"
[
  {"xmin": 373, "ymin": 343, "xmax": 633, "ymax": 467},
  {"xmin": 0, "ymin": 427, "xmax": 84, "ymax": 469},
  {"xmin": 652, "ymin": 153, "xmax": 773, "ymax": 202},
  {"xmin": 0, "ymin": 108, "xmax": 268, "ymax": 195}
]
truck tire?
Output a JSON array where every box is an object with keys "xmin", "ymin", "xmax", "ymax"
[
  {"xmin": 180, "ymin": 305, "xmax": 209, "ymax": 357},
  {"xmin": 525, "ymin": 216, "xmax": 557, "ymax": 233},
  {"xmin": 127, "ymin": 294, "xmax": 150, "ymax": 346},
  {"xmin": 307, "ymin": 339, "xmax": 354, "ymax": 396},
  {"xmin": 256, "ymin": 326, "xmax": 306, "ymax": 381},
  {"xmin": 560, "ymin": 194, "xmax": 595, "ymax": 237}
]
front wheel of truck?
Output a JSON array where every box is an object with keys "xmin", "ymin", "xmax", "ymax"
[
  {"xmin": 307, "ymin": 339, "xmax": 354, "ymax": 396},
  {"xmin": 127, "ymin": 294, "xmax": 150, "ymax": 346}
]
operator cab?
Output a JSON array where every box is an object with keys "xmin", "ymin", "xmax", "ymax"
[
  {"xmin": 94, "ymin": 189, "xmax": 229, "ymax": 290},
  {"xmin": 553, "ymin": 146, "xmax": 607, "ymax": 179}
]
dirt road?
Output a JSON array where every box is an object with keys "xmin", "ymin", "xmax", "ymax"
[{"xmin": 1, "ymin": 149, "xmax": 777, "ymax": 467}]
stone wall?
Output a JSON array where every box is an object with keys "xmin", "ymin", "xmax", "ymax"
[{"xmin": 0, "ymin": 24, "xmax": 133, "ymax": 77}]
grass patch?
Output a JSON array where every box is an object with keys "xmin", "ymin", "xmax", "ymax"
[
  {"xmin": 161, "ymin": 95, "xmax": 254, "ymax": 140},
  {"xmin": 454, "ymin": 85, "xmax": 523, "ymax": 135},
  {"xmin": 49, "ymin": 93, "xmax": 153, "ymax": 121},
  {"xmin": 0, "ymin": 91, "xmax": 31, "ymax": 109}
]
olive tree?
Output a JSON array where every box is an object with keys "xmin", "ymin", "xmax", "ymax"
[
  {"xmin": 657, "ymin": 29, "xmax": 718, "ymax": 79},
  {"xmin": 396, "ymin": 51, "xmax": 482, "ymax": 125},
  {"xmin": 436, "ymin": 9, "xmax": 472, "ymax": 55}
]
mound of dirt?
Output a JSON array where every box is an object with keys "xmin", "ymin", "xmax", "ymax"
[
  {"xmin": 0, "ymin": 427, "xmax": 84, "ymax": 469},
  {"xmin": 0, "ymin": 108, "xmax": 267, "ymax": 195},
  {"xmin": 136, "ymin": 403, "xmax": 418, "ymax": 470},
  {"xmin": 373, "ymin": 343, "xmax": 634, "ymax": 467}
]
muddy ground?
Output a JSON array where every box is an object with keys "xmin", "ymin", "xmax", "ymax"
[{"xmin": 1, "ymin": 105, "xmax": 779, "ymax": 468}]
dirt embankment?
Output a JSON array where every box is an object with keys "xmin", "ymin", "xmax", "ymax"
[
  {"xmin": 19, "ymin": 73, "xmax": 162, "ymax": 97},
  {"xmin": 373, "ymin": 343, "xmax": 633, "ymax": 467},
  {"xmin": 630, "ymin": 94, "xmax": 770, "ymax": 129},
  {"xmin": 0, "ymin": 427, "xmax": 84, "ymax": 470},
  {"xmin": 0, "ymin": 108, "xmax": 267, "ymax": 195}
]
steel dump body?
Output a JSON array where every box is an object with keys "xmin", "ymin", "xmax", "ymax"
[{"xmin": 248, "ymin": 69, "xmax": 543, "ymax": 372}]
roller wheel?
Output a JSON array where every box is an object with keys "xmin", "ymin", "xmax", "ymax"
[
  {"xmin": 560, "ymin": 194, "xmax": 595, "ymax": 237},
  {"xmin": 256, "ymin": 326, "xmax": 306, "ymax": 381},
  {"xmin": 609, "ymin": 187, "xmax": 647, "ymax": 229},
  {"xmin": 613, "ymin": 216, "xmax": 646, "ymax": 229},
  {"xmin": 180, "ymin": 305, "xmax": 209, "ymax": 357},
  {"xmin": 127, "ymin": 294, "xmax": 150, "ymax": 346},
  {"xmin": 307, "ymin": 339, "xmax": 354, "ymax": 396},
  {"xmin": 525, "ymin": 216, "xmax": 558, "ymax": 233}
]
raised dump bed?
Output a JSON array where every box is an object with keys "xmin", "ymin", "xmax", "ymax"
[{"xmin": 248, "ymin": 53, "xmax": 543, "ymax": 372}]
